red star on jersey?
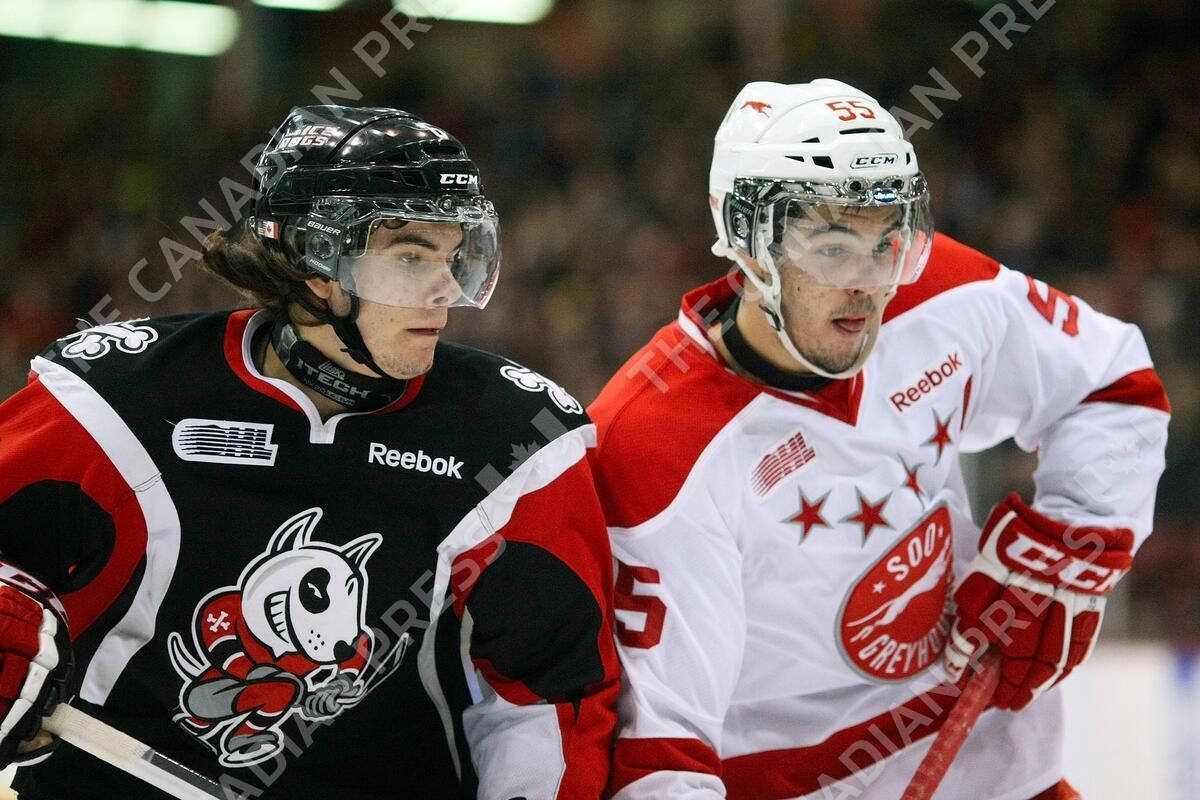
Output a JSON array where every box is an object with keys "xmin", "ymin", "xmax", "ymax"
[
  {"xmin": 842, "ymin": 490, "xmax": 892, "ymax": 546},
  {"xmin": 783, "ymin": 490, "xmax": 831, "ymax": 543},
  {"xmin": 924, "ymin": 409, "xmax": 955, "ymax": 464},
  {"xmin": 899, "ymin": 456, "xmax": 924, "ymax": 500}
]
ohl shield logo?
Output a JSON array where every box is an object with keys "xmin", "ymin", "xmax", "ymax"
[
  {"xmin": 837, "ymin": 504, "xmax": 953, "ymax": 680},
  {"xmin": 167, "ymin": 508, "xmax": 411, "ymax": 768}
]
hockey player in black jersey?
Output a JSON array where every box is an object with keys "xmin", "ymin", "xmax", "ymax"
[{"xmin": 0, "ymin": 106, "xmax": 619, "ymax": 798}]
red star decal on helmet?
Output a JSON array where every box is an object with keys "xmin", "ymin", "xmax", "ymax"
[
  {"xmin": 924, "ymin": 409, "xmax": 955, "ymax": 464},
  {"xmin": 842, "ymin": 490, "xmax": 892, "ymax": 546},
  {"xmin": 783, "ymin": 490, "xmax": 831, "ymax": 543},
  {"xmin": 898, "ymin": 456, "xmax": 924, "ymax": 500},
  {"xmin": 741, "ymin": 100, "xmax": 773, "ymax": 116}
]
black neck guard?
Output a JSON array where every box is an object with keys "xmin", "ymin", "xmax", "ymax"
[
  {"xmin": 270, "ymin": 320, "xmax": 407, "ymax": 412},
  {"xmin": 718, "ymin": 297, "xmax": 832, "ymax": 393}
]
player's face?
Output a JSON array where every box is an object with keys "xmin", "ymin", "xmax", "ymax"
[
  {"xmin": 347, "ymin": 219, "xmax": 470, "ymax": 311},
  {"xmin": 317, "ymin": 221, "xmax": 464, "ymax": 379},
  {"xmin": 774, "ymin": 207, "xmax": 898, "ymax": 374},
  {"xmin": 352, "ymin": 297, "xmax": 448, "ymax": 379}
]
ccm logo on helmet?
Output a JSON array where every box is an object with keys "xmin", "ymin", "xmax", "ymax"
[
  {"xmin": 851, "ymin": 153, "xmax": 898, "ymax": 169},
  {"xmin": 368, "ymin": 442, "xmax": 465, "ymax": 479},
  {"xmin": 440, "ymin": 173, "xmax": 479, "ymax": 186}
]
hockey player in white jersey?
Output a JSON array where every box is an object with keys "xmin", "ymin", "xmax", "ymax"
[{"xmin": 588, "ymin": 80, "xmax": 1170, "ymax": 799}]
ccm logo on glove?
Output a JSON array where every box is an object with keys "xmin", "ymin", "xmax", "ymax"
[
  {"xmin": 944, "ymin": 493, "xmax": 1134, "ymax": 710},
  {"xmin": 1001, "ymin": 531, "xmax": 1127, "ymax": 593}
]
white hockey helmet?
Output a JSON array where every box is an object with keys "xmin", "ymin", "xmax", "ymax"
[{"xmin": 709, "ymin": 79, "xmax": 933, "ymax": 378}]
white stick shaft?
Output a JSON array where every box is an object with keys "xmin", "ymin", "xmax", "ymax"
[{"xmin": 43, "ymin": 705, "xmax": 223, "ymax": 799}]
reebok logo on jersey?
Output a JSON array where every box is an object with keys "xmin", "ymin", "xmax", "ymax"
[
  {"xmin": 838, "ymin": 504, "xmax": 954, "ymax": 680},
  {"xmin": 889, "ymin": 352, "xmax": 963, "ymax": 413},
  {"xmin": 752, "ymin": 430, "xmax": 816, "ymax": 496},
  {"xmin": 368, "ymin": 443, "xmax": 464, "ymax": 479},
  {"xmin": 172, "ymin": 419, "xmax": 279, "ymax": 466}
]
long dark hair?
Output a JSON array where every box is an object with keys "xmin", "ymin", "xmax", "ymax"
[{"xmin": 200, "ymin": 225, "xmax": 328, "ymax": 324}]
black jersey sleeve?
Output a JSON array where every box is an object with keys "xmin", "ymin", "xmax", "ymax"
[{"xmin": 448, "ymin": 422, "xmax": 620, "ymax": 799}]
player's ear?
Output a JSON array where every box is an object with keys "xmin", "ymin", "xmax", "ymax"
[
  {"xmin": 741, "ymin": 254, "xmax": 769, "ymax": 283},
  {"xmin": 269, "ymin": 508, "xmax": 322, "ymax": 553},
  {"xmin": 304, "ymin": 275, "xmax": 335, "ymax": 300},
  {"xmin": 304, "ymin": 276, "xmax": 354, "ymax": 317},
  {"xmin": 341, "ymin": 534, "xmax": 382, "ymax": 571},
  {"xmin": 735, "ymin": 254, "xmax": 772, "ymax": 302}
]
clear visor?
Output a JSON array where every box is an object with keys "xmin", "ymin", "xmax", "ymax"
[
  {"xmin": 305, "ymin": 197, "xmax": 501, "ymax": 309},
  {"xmin": 757, "ymin": 189, "xmax": 933, "ymax": 290}
]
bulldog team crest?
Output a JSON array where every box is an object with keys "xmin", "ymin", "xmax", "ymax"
[
  {"xmin": 837, "ymin": 504, "xmax": 954, "ymax": 680},
  {"xmin": 168, "ymin": 508, "xmax": 410, "ymax": 767}
]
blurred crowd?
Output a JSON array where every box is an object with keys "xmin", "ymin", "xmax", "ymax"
[{"xmin": 1, "ymin": 0, "xmax": 1196, "ymax": 639}]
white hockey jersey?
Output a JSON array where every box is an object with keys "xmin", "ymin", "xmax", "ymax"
[{"xmin": 589, "ymin": 234, "xmax": 1170, "ymax": 800}]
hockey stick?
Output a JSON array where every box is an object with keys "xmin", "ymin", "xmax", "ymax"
[
  {"xmin": 900, "ymin": 649, "xmax": 1001, "ymax": 800},
  {"xmin": 43, "ymin": 705, "xmax": 224, "ymax": 799}
]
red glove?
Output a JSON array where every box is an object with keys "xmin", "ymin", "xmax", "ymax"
[
  {"xmin": 0, "ymin": 561, "xmax": 73, "ymax": 767},
  {"xmin": 944, "ymin": 494, "xmax": 1134, "ymax": 710}
]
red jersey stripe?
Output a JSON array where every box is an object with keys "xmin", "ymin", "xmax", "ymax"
[
  {"xmin": 721, "ymin": 682, "xmax": 960, "ymax": 800},
  {"xmin": 1082, "ymin": 367, "xmax": 1170, "ymax": 413},
  {"xmin": 607, "ymin": 736, "xmax": 722, "ymax": 796}
]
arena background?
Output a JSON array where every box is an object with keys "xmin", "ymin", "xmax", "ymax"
[{"xmin": 0, "ymin": 0, "xmax": 1197, "ymax": 796}]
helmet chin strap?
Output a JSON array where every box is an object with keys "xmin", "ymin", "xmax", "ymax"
[
  {"xmin": 325, "ymin": 294, "xmax": 396, "ymax": 380},
  {"xmin": 730, "ymin": 254, "xmax": 884, "ymax": 381},
  {"xmin": 770, "ymin": 311, "xmax": 876, "ymax": 380},
  {"xmin": 272, "ymin": 286, "xmax": 410, "ymax": 412}
]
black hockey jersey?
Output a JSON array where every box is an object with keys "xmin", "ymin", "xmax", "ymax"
[{"xmin": 0, "ymin": 309, "xmax": 619, "ymax": 799}]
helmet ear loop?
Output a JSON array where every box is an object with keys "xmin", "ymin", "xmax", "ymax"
[{"xmin": 744, "ymin": 214, "xmax": 787, "ymax": 334}]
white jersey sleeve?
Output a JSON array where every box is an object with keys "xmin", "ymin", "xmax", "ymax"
[
  {"xmin": 589, "ymin": 323, "xmax": 766, "ymax": 798},
  {"xmin": 608, "ymin": 502, "xmax": 744, "ymax": 798},
  {"xmin": 959, "ymin": 266, "xmax": 1170, "ymax": 544}
]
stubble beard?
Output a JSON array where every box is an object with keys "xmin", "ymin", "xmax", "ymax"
[
  {"xmin": 374, "ymin": 349, "xmax": 436, "ymax": 380},
  {"xmin": 795, "ymin": 332, "xmax": 870, "ymax": 375},
  {"xmin": 783, "ymin": 297, "xmax": 878, "ymax": 375}
]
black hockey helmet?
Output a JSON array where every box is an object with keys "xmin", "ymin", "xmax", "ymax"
[{"xmin": 252, "ymin": 105, "xmax": 500, "ymax": 310}]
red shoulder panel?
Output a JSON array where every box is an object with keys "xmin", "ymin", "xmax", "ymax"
[
  {"xmin": 588, "ymin": 323, "xmax": 760, "ymax": 529},
  {"xmin": 0, "ymin": 380, "xmax": 148, "ymax": 638},
  {"xmin": 884, "ymin": 233, "xmax": 1001, "ymax": 323},
  {"xmin": 1083, "ymin": 367, "xmax": 1170, "ymax": 413}
]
